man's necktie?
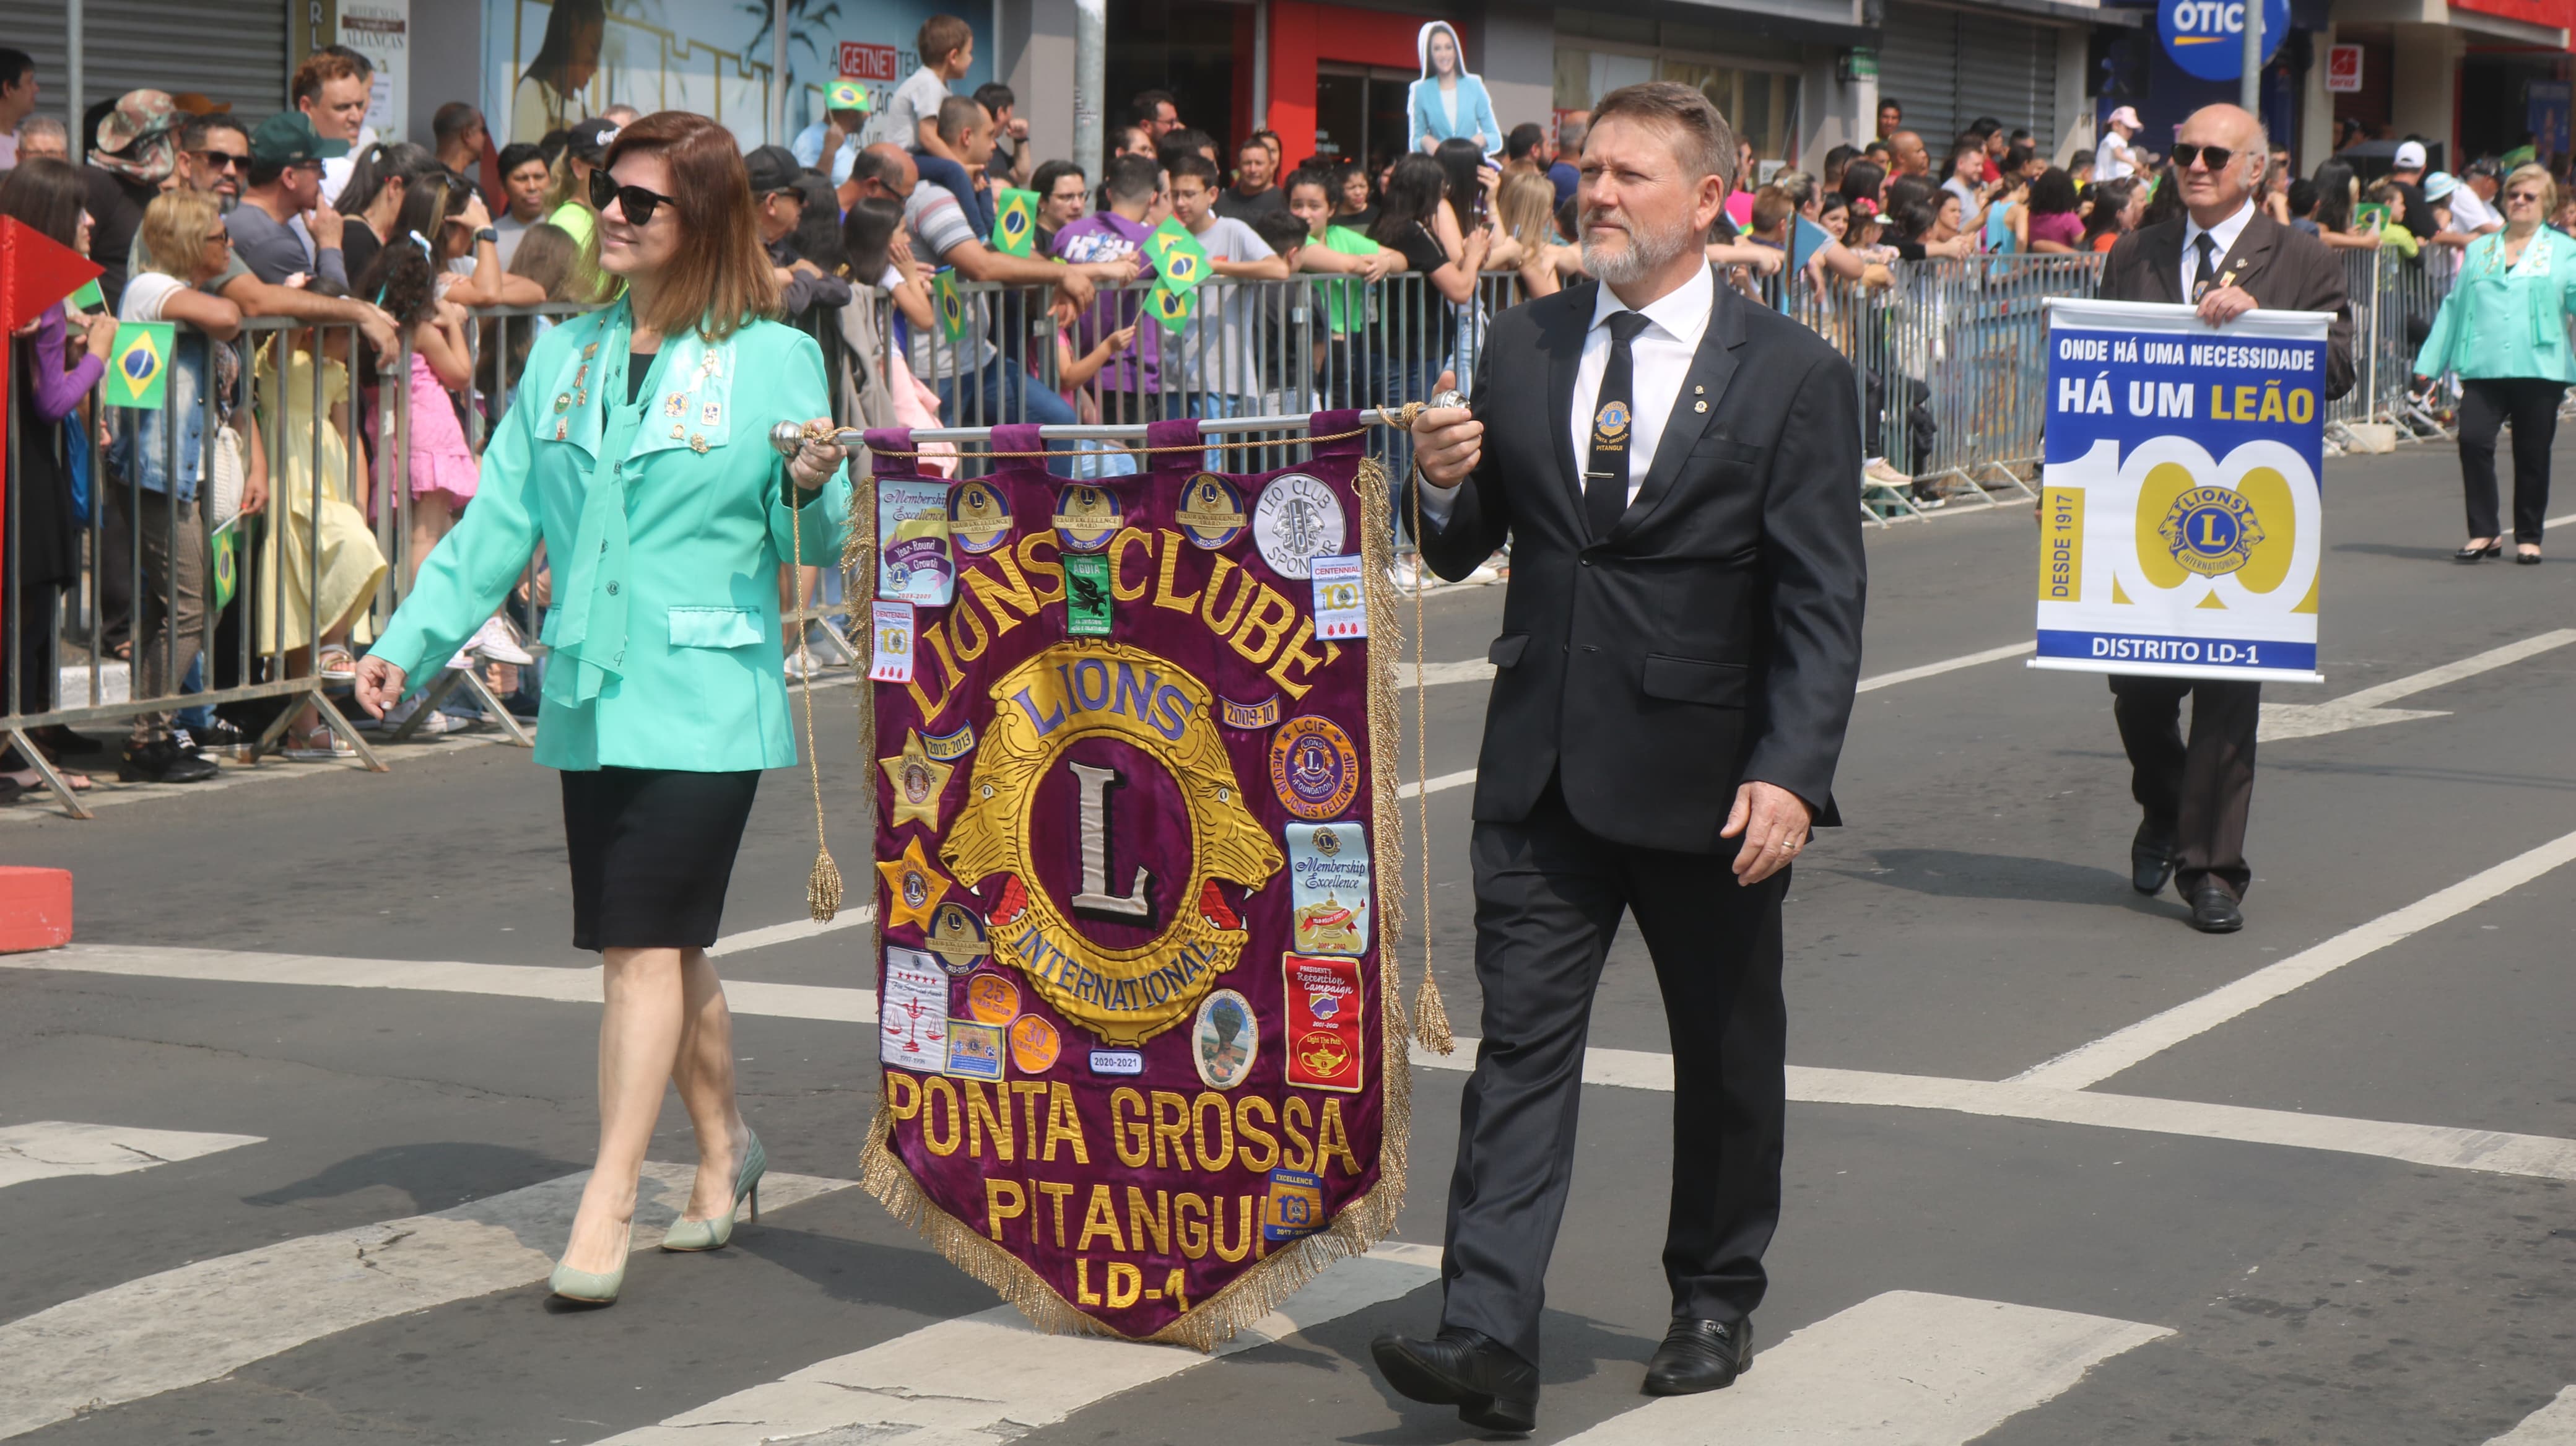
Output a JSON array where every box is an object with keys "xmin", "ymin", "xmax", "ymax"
[
  {"xmin": 2191, "ymin": 232, "xmax": 2219, "ymax": 302},
  {"xmin": 1585, "ymin": 311, "xmax": 1652, "ymax": 539}
]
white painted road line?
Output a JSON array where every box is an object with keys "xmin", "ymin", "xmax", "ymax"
[
  {"xmin": 1557, "ymin": 1289, "xmax": 2169, "ymax": 1445},
  {"xmin": 593, "ymin": 1240, "xmax": 1443, "ymax": 1445},
  {"xmin": 1856, "ymin": 640, "xmax": 2037, "ymax": 692},
  {"xmin": 0, "ymin": 1162, "xmax": 854, "ymax": 1442},
  {"xmin": 2489, "ymin": 1386, "xmax": 2576, "ymax": 1443},
  {"xmin": 0, "ymin": 1123, "xmax": 264, "ymax": 1189},
  {"xmin": 1400, "ymin": 659, "xmax": 1498, "ymax": 689},
  {"xmin": 2013, "ymin": 824, "xmax": 2576, "ymax": 1091},
  {"xmin": 1398, "ymin": 769, "xmax": 1477, "ymax": 799},
  {"xmin": 35, "ymin": 945, "xmax": 2576, "ymax": 1187},
  {"xmin": 710, "ymin": 905, "xmax": 874, "ymax": 956},
  {"xmin": 2260, "ymin": 628, "xmax": 2576, "ymax": 742},
  {"xmin": 14, "ymin": 944, "xmax": 879, "ymax": 1024}
]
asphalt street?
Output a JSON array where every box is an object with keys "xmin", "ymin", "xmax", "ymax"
[{"xmin": 6, "ymin": 432, "xmax": 2576, "ymax": 1444}]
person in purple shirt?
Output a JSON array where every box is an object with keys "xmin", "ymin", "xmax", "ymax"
[{"xmin": 1049, "ymin": 152, "xmax": 1166, "ymax": 419}]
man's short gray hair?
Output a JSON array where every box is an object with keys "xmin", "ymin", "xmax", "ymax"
[
  {"xmin": 1589, "ymin": 81, "xmax": 1739, "ymax": 193},
  {"xmin": 19, "ymin": 115, "xmax": 65, "ymax": 146}
]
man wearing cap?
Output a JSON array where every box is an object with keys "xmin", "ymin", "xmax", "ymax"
[
  {"xmin": 2096, "ymin": 107, "xmax": 2143, "ymax": 182},
  {"xmin": 2386, "ymin": 139, "xmax": 2437, "ymax": 240},
  {"xmin": 150, "ymin": 113, "xmax": 399, "ymax": 354},
  {"xmin": 228, "ymin": 111, "xmax": 350, "ymax": 290},
  {"xmin": 746, "ymin": 144, "xmax": 855, "ymax": 314},
  {"xmin": 2434, "ymin": 160, "xmax": 2505, "ymax": 246},
  {"xmin": 793, "ymin": 79, "xmax": 874, "ymax": 188}
]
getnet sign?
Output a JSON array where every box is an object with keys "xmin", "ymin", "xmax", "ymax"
[
  {"xmin": 2157, "ymin": 0, "xmax": 2290, "ymax": 81},
  {"xmin": 2034, "ymin": 298, "xmax": 2328, "ymax": 684}
]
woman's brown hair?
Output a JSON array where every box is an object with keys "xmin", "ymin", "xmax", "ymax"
[
  {"xmin": 601, "ymin": 111, "xmax": 781, "ymax": 341},
  {"xmin": 0, "ymin": 159, "xmax": 87, "ymax": 250}
]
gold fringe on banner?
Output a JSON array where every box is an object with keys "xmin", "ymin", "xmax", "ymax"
[{"xmin": 853, "ymin": 440, "xmax": 1420, "ymax": 1352}]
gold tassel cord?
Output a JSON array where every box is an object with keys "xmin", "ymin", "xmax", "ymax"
[
  {"xmin": 790, "ymin": 433, "xmax": 841, "ymax": 923},
  {"xmin": 1404, "ymin": 461, "xmax": 1453, "ymax": 1054}
]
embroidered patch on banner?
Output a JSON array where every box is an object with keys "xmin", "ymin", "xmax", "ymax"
[
  {"xmin": 877, "ymin": 837, "xmax": 951, "ymax": 931},
  {"xmin": 881, "ymin": 948, "xmax": 952, "ymax": 1066},
  {"xmin": 1064, "ymin": 554, "xmax": 1113, "ymax": 636},
  {"xmin": 965, "ymin": 971, "xmax": 1021, "ymax": 1025},
  {"xmin": 1252, "ymin": 473, "xmax": 1346, "ymax": 580},
  {"xmin": 948, "ymin": 478, "xmax": 1016, "ymax": 554},
  {"xmin": 945, "ymin": 1020, "xmax": 1007, "ymax": 1080},
  {"xmin": 879, "ymin": 480, "xmax": 957, "ymax": 606},
  {"xmin": 1263, "ymin": 1167, "xmax": 1325, "ymax": 1242},
  {"xmin": 1287, "ymin": 822, "xmax": 1370, "ymax": 956},
  {"xmin": 1282, "ymin": 952, "xmax": 1364, "ymax": 1092},
  {"xmin": 1175, "ymin": 473, "xmax": 1248, "ymax": 548},
  {"xmin": 923, "ymin": 722, "xmax": 977, "ymax": 760},
  {"xmin": 869, "ymin": 601, "xmax": 916, "ymax": 682},
  {"xmin": 1310, "ymin": 555, "xmax": 1366, "ymax": 640},
  {"xmin": 1220, "ymin": 693, "xmax": 1282, "ymax": 730},
  {"xmin": 925, "ymin": 900, "xmax": 991, "ymax": 974},
  {"xmin": 1268, "ymin": 716, "xmax": 1360, "ymax": 820},
  {"xmin": 1192, "ymin": 988, "xmax": 1257, "ymax": 1089},
  {"xmin": 1010, "ymin": 1014, "xmax": 1062, "ymax": 1073},
  {"xmin": 1053, "ymin": 485, "xmax": 1123, "ymax": 552},
  {"xmin": 1087, "ymin": 1048, "xmax": 1143, "ymax": 1074},
  {"xmin": 879, "ymin": 730, "xmax": 957, "ymax": 830}
]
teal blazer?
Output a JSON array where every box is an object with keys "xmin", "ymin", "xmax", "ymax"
[
  {"xmin": 2414, "ymin": 227, "xmax": 2576, "ymax": 385},
  {"xmin": 370, "ymin": 300, "xmax": 851, "ymax": 772}
]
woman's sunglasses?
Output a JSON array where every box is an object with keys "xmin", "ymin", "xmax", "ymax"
[
  {"xmin": 2169, "ymin": 143, "xmax": 2237, "ymax": 172},
  {"xmin": 590, "ymin": 168, "xmax": 679, "ymax": 226}
]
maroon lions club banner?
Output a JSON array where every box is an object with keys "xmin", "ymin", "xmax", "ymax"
[{"xmin": 858, "ymin": 414, "xmax": 1409, "ymax": 1347}]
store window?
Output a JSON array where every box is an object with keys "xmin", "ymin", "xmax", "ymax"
[{"xmin": 1553, "ymin": 12, "xmax": 1801, "ymax": 160}]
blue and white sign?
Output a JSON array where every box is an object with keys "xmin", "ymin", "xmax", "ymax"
[
  {"xmin": 2034, "ymin": 298, "xmax": 2329, "ymax": 684},
  {"xmin": 2157, "ymin": 0, "xmax": 2290, "ymax": 82}
]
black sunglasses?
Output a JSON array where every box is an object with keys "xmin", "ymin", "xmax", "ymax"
[
  {"xmin": 191, "ymin": 149, "xmax": 247, "ymax": 172},
  {"xmin": 2170, "ymin": 143, "xmax": 2237, "ymax": 173},
  {"xmin": 590, "ymin": 168, "xmax": 679, "ymax": 225}
]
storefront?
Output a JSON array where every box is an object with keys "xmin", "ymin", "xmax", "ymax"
[
  {"xmin": 0, "ymin": 0, "xmax": 294, "ymax": 131},
  {"xmin": 1550, "ymin": 9, "xmax": 1814, "ymax": 162}
]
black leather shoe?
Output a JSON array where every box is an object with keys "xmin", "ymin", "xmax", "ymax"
[
  {"xmin": 1642, "ymin": 1317, "xmax": 1755, "ymax": 1395},
  {"xmin": 2187, "ymin": 881, "xmax": 2243, "ymax": 933},
  {"xmin": 1371, "ymin": 1327, "xmax": 1539, "ymax": 1433},
  {"xmin": 2130, "ymin": 822, "xmax": 2177, "ymax": 896}
]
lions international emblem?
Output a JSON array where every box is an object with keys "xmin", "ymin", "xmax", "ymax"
[
  {"xmin": 948, "ymin": 479, "xmax": 1016, "ymax": 554},
  {"xmin": 1053, "ymin": 485, "xmax": 1124, "ymax": 552},
  {"xmin": 941, "ymin": 642, "xmax": 1284, "ymax": 1047},
  {"xmin": 1593, "ymin": 399, "xmax": 1631, "ymax": 448},
  {"xmin": 1268, "ymin": 716, "xmax": 1359, "ymax": 820},
  {"xmin": 2159, "ymin": 486, "xmax": 2265, "ymax": 578},
  {"xmin": 1175, "ymin": 473, "xmax": 1248, "ymax": 549}
]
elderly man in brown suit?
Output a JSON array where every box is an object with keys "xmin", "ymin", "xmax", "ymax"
[{"xmin": 2097, "ymin": 103, "xmax": 2354, "ymax": 933}]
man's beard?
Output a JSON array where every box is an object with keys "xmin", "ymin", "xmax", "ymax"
[{"xmin": 1579, "ymin": 209, "xmax": 1694, "ymax": 286}]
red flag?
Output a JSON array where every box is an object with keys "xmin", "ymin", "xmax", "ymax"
[{"xmin": 1, "ymin": 216, "xmax": 104, "ymax": 331}]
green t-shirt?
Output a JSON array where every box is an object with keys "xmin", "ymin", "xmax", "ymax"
[
  {"xmin": 549, "ymin": 200, "xmax": 596, "ymax": 248},
  {"xmin": 2380, "ymin": 220, "xmax": 2421, "ymax": 260},
  {"xmin": 1318, "ymin": 225, "xmax": 1379, "ymax": 335}
]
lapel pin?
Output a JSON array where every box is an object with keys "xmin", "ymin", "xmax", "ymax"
[
  {"xmin": 1693, "ymin": 385, "xmax": 1705, "ymax": 394},
  {"xmin": 1694, "ymin": 400, "xmax": 1708, "ymax": 412}
]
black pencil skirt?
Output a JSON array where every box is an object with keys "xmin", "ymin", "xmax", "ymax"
[{"xmin": 560, "ymin": 766, "xmax": 762, "ymax": 952}]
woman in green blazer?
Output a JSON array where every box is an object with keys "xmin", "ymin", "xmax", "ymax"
[
  {"xmin": 2413, "ymin": 163, "xmax": 2576, "ymax": 564},
  {"xmin": 355, "ymin": 112, "xmax": 852, "ymax": 1305}
]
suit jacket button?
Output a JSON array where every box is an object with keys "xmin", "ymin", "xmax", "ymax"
[
  {"xmin": 1583, "ymin": 644, "xmax": 1599, "ymax": 653},
  {"xmin": 1579, "ymin": 556, "xmax": 1593, "ymax": 566}
]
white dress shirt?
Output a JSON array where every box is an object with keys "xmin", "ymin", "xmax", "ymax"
[
  {"xmin": 2180, "ymin": 198, "xmax": 2256, "ymax": 301},
  {"xmin": 1419, "ymin": 264, "xmax": 1714, "ymax": 527},
  {"xmin": 2446, "ymin": 185, "xmax": 2502, "ymax": 233}
]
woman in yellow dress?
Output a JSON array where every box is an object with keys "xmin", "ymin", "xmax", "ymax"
[{"xmin": 256, "ymin": 297, "xmax": 390, "ymax": 757}]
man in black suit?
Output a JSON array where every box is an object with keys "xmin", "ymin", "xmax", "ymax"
[
  {"xmin": 2096, "ymin": 103, "xmax": 2353, "ymax": 933},
  {"xmin": 1368, "ymin": 81, "xmax": 1866, "ymax": 1433}
]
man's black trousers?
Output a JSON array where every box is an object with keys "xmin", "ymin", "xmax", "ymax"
[{"xmin": 1438, "ymin": 781, "xmax": 1788, "ymax": 1364}]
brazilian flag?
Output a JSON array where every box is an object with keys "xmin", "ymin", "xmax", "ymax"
[
  {"xmin": 110, "ymin": 321, "xmax": 173, "ymax": 409},
  {"xmin": 932, "ymin": 269, "xmax": 968, "ymax": 344},
  {"xmin": 68, "ymin": 279, "xmax": 104, "ymax": 311},
  {"xmin": 211, "ymin": 520, "xmax": 240, "ymax": 610},
  {"xmin": 1146, "ymin": 218, "xmax": 1211, "ymax": 298},
  {"xmin": 990, "ymin": 188, "xmax": 1038, "ymax": 256},
  {"xmin": 1144, "ymin": 280, "xmax": 1196, "ymax": 333}
]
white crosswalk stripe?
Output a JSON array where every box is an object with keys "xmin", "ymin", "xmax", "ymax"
[
  {"xmin": 592, "ymin": 1242, "xmax": 1442, "ymax": 1445},
  {"xmin": 1557, "ymin": 1291, "xmax": 2169, "ymax": 1444},
  {"xmin": 0, "ymin": 1162, "xmax": 853, "ymax": 1441},
  {"xmin": 0, "ymin": 1122, "xmax": 264, "ymax": 1189}
]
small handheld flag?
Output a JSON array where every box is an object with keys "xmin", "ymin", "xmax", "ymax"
[
  {"xmin": 1146, "ymin": 218, "xmax": 1212, "ymax": 297},
  {"xmin": 211, "ymin": 520, "xmax": 240, "ymax": 609},
  {"xmin": 826, "ymin": 79, "xmax": 871, "ymax": 113},
  {"xmin": 110, "ymin": 322, "xmax": 174, "ymax": 409},
  {"xmin": 991, "ymin": 188, "xmax": 1038, "ymax": 257},
  {"xmin": 1144, "ymin": 281, "xmax": 1196, "ymax": 333},
  {"xmin": 931, "ymin": 270, "xmax": 968, "ymax": 344},
  {"xmin": 67, "ymin": 279, "xmax": 104, "ymax": 311}
]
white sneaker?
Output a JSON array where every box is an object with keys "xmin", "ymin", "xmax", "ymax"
[
  {"xmin": 1863, "ymin": 458, "xmax": 1913, "ymax": 487},
  {"xmin": 784, "ymin": 650, "xmax": 819, "ymax": 682},
  {"xmin": 383, "ymin": 695, "xmax": 471, "ymax": 736},
  {"xmin": 467, "ymin": 616, "xmax": 534, "ymax": 666}
]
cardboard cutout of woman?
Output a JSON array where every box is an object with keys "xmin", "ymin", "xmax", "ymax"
[
  {"xmin": 511, "ymin": 0, "xmax": 607, "ymax": 143},
  {"xmin": 1408, "ymin": 21, "xmax": 1501, "ymax": 158}
]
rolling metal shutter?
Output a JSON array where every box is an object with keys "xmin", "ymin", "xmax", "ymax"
[
  {"xmin": 1879, "ymin": 2, "xmax": 2060, "ymax": 151},
  {"xmin": 1879, "ymin": 2, "xmax": 1963, "ymax": 147},
  {"xmin": 0, "ymin": 0, "xmax": 290, "ymax": 135}
]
